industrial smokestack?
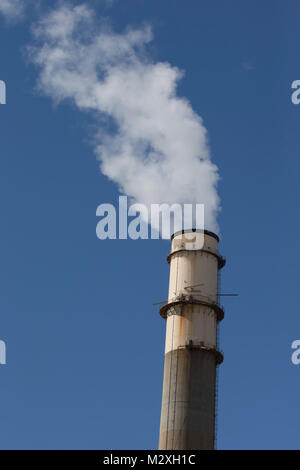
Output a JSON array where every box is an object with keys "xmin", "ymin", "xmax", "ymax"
[{"xmin": 158, "ymin": 229, "xmax": 225, "ymax": 450}]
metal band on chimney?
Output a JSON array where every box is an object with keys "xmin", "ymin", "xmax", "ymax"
[
  {"xmin": 178, "ymin": 343, "xmax": 224, "ymax": 365},
  {"xmin": 160, "ymin": 298, "xmax": 224, "ymax": 322},
  {"xmin": 167, "ymin": 248, "xmax": 226, "ymax": 270}
]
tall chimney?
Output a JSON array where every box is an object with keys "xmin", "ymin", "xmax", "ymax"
[{"xmin": 158, "ymin": 229, "xmax": 225, "ymax": 450}]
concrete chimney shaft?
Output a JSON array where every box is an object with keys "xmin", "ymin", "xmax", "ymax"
[{"xmin": 158, "ymin": 229, "xmax": 225, "ymax": 450}]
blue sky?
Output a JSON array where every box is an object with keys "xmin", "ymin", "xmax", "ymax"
[{"xmin": 0, "ymin": 0, "xmax": 300, "ymax": 450}]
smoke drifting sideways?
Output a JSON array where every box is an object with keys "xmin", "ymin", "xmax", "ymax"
[
  {"xmin": 0, "ymin": 0, "xmax": 24, "ymax": 20},
  {"xmin": 28, "ymin": 3, "xmax": 220, "ymax": 234}
]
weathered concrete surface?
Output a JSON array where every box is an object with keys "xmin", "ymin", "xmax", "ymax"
[{"xmin": 159, "ymin": 348, "xmax": 216, "ymax": 450}]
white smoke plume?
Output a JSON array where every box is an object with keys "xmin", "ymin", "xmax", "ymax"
[
  {"xmin": 28, "ymin": 3, "xmax": 220, "ymax": 233},
  {"xmin": 0, "ymin": 0, "xmax": 24, "ymax": 19}
]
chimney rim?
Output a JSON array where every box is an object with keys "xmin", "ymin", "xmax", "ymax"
[{"xmin": 171, "ymin": 228, "xmax": 220, "ymax": 242}]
